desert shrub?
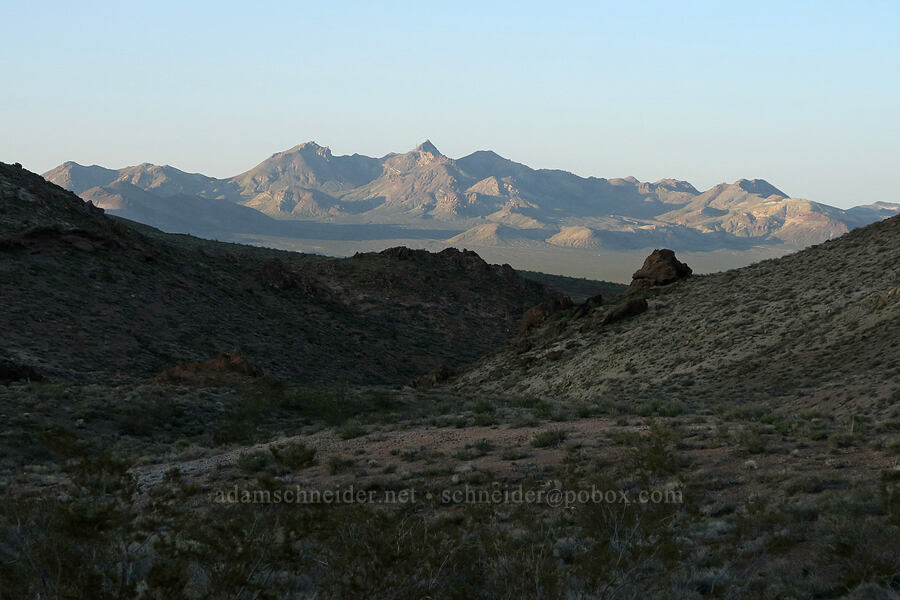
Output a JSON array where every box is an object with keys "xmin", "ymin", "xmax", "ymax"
[
  {"xmin": 452, "ymin": 449, "xmax": 474, "ymax": 460},
  {"xmin": 0, "ymin": 451, "xmax": 143, "ymax": 599},
  {"xmin": 736, "ymin": 426, "xmax": 768, "ymax": 454},
  {"xmin": 784, "ymin": 474, "xmax": 832, "ymax": 495},
  {"xmin": 817, "ymin": 517, "xmax": 900, "ymax": 593},
  {"xmin": 829, "ymin": 432, "xmax": 858, "ymax": 449},
  {"xmin": 550, "ymin": 409, "xmax": 571, "ymax": 422},
  {"xmin": 609, "ymin": 431, "xmax": 642, "ymax": 446},
  {"xmin": 269, "ymin": 440, "xmax": 317, "ymax": 470},
  {"xmin": 569, "ymin": 499, "xmax": 683, "ymax": 592},
  {"xmin": 635, "ymin": 398, "xmax": 686, "ymax": 418},
  {"xmin": 466, "ymin": 398, "xmax": 496, "ymax": 415},
  {"xmin": 532, "ymin": 429, "xmax": 567, "ymax": 448},
  {"xmin": 237, "ymin": 449, "xmax": 277, "ymax": 475},
  {"xmin": 115, "ymin": 390, "xmax": 184, "ymax": 437},
  {"xmin": 631, "ymin": 420, "xmax": 683, "ymax": 478},
  {"xmin": 39, "ymin": 426, "xmax": 91, "ymax": 458},
  {"xmin": 473, "ymin": 412, "xmax": 497, "ymax": 426},
  {"xmin": 801, "ymin": 419, "xmax": 830, "ymax": 441},
  {"xmin": 847, "ymin": 414, "xmax": 870, "ymax": 435},
  {"xmin": 328, "ymin": 456, "xmax": 355, "ymax": 474},
  {"xmin": 511, "ymin": 413, "xmax": 539, "ymax": 428},
  {"xmin": 338, "ymin": 421, "xmax": 367, "ymax": 440},
  {"xmin": 574, "ymin": 403, "xmax": 597, "ymax": 418},
  {"xmin": 212, "ymin": 380, "xmax": 390, "ymax": 444},
  {"xmin": 528, "ymin": 400, "xmax": 555, "ymax": 419},
  {"xmin": 500, "ymin": 446, "xmax": 530, "ymax": 461},
  {"xmin": 473, "ymin": 438, "xmax": 495, "ymax": 455}
]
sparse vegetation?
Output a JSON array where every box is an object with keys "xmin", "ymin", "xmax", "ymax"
[
  {"xmin": 269, "ymin": 440, "xmax": 317, "ymax": 470},
  {"xmin": 327, "ymin": 455, "xmax": 356, "ymax": 474},
  {"xmin": 531, "ymin": 429, "xmax": 568, "ymax": 448}
]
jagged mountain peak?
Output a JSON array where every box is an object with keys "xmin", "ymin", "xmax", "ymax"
[
  {"xmin": 733, "ymin": 178, "xmax": 786, "ymax": 198},
  {"xmin": 415, "ymin": 140, "xmax": 442, "ymax": 156},
  {"xmin": 652, "ymin": 179, "xmax": 700, "ymax": 194},
  {"xmin": 278, "ymin": 141, "xmax": 332, "ymax": 159},
  {"xmin": 456, "ymin": 150, "xmax": 534, "ymax": 180}
]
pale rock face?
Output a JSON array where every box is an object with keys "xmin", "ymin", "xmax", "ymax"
[{"xmin": 546, "ymin": 226, "xmax": 600, "ymax": 249}]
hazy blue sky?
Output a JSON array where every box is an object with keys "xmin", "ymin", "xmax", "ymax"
[{"xmin": 2, "ymin": 0, "xmax": 898, "ymax": 207}]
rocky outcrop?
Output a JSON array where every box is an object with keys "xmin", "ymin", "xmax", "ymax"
[
  {"xmin": 379, "ymin": 246, "xmax": 427, "ymax": 260},
  {"xmin": 572, "ymin": 294, "xmax": 603, "ymax": 319},
  {"xmin": 156, "ymin": 350, "xmax": 264, "ymax": 386},
  {"xmin": 601, "ymin": 297, "xmax": 648, "ymax": 325},
  {"xmin": 627, "ymin": 249, "xmax": 692, "ymax": 294},
  {"xmin": 379, "ymin": 246, "xmax": 490, "ymax": 272},
  {"xmin": 0, "ymin": 360, "xmax": 43, "ymax": 384},
  {"xmin": 377, "ymin": 247, "xmax": 533, "ymax": 285},
  {"xmin": 410, "ymin": 363, "xmax": 457, "ymax": 389},
  {"xmin": 262, "ymin": 258, "xmax": 331, "ymax": 296},
  {"xmin": 435, "ymin": 247, "xmax": 493, "ymax": 274},
  {"xmin": 519, "ymin": 297, "xmax": 575, "ymax": 336}
]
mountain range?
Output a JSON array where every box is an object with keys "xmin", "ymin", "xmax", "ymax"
[{"xmin": 43, "ymin": 141, "xmax": 900, "ymax": 268}]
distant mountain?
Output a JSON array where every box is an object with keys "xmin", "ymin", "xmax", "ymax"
[
  {"xmin": 41, "ymin": 162, "xmax": 120, "ymax": 195},
  {"xmin": 44, "ymin": 142, "xmax": 900, "ymax": 252},
  {"xmin": 655, "ymin": 179, "xmax": 854, "ymax": 246},
  {"xmin": 79, "ymin": 182, "xmax": 279, "ymax": 237},
  {"xmin": 229, "ymin": 142, "xmax": 383, "ymax": 216},
  {"xmin": 447, "ymin": 223, "xmax": 545, "ymax": 247},
  {"xmin": 844, "ymin": 201, "xmax": 900, "ymax": 226},
  {"xmin": 546, "ymin": 226, "xmax": 602, "ymax": 249},
  {"xmin": 44, "ymin": 161, "xmax": 238, "ymax": 199}
]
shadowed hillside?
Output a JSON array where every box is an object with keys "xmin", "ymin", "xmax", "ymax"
[{"xmin": 0, "ymin": 163, "xmax": 552, "ymax": 383}]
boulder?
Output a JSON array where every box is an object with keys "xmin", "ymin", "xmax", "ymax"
[
  {"xmin": 627, "ymin": 249, "xmax": 692, "ymax": 293},
  {"xmin": 0, "ymin": 360, "xmax": 43, "ymax": 384}
]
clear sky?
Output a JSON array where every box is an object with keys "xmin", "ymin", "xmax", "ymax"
[{"xmin": 2, "ymin": 0, "xmax": 898, "ymax": 208}]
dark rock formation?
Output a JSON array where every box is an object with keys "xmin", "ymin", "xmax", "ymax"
[
  {"xmin": 410, "ymin": 363, "xmax": 457, "ymax": 388},
  {"xmin": 0, "ymin": 360, "xmax": 43, "ymax": 384},
  {"xmin": 379, "ymin": 246, "xmax": 424, "ymax": 260},
  {"xmin": 519, "ymin": 297, "xmax": 575, "ymax": 335},
  {"xmin": 572, "ymin": 294, "xmax": 604, "ymax": 319},
  {"xmin": 627, "ymin": 249, "xmax": 692, "ymax": 293},
  {"xmin": 156, "ymin": 350, "xmax": 264, "ymax": 386},
  {"xmin": 601, "ymin": 297, "xmax": 649, "ymax": 325},
  {"xmin": 262, "ymin": 258, "xmax": 330, "ymax": 296}
]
